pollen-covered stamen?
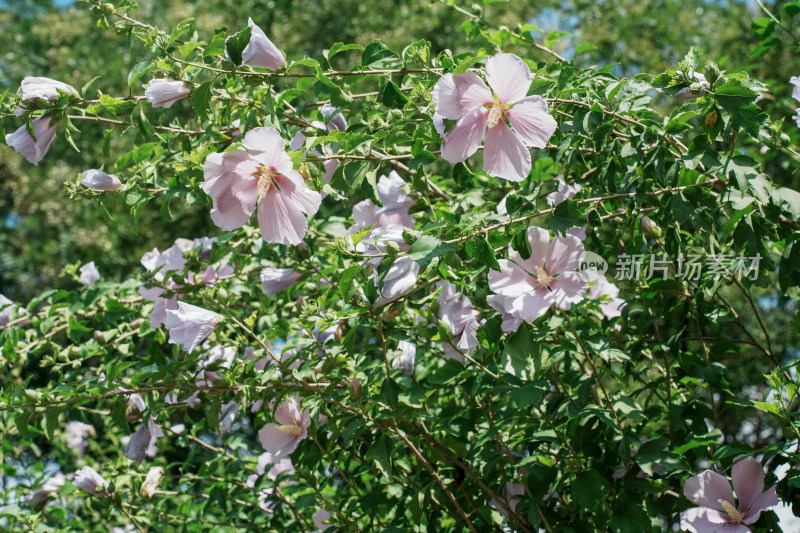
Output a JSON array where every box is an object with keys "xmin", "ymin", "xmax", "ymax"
[
  {"xmin": 719, "ymin": 499, "xmax": 744, "ymax": 522},
  {"xmin": 277, "ymin": 424, "xmax": 303, "ymax": 436},
  {"xmin": 255, "ymin": 166, "xmax": 277, "ymax": 200},
  {"xmin": 486, "ymin": 104, "xmax": 504, "ymax": 129},
  {"xmin": 535, "ymin": 266, "xmax": 555, "ymax": 289}
]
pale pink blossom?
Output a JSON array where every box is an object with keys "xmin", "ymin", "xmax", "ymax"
[
  {"xmin": 290, "ymin": 131, "xmax": 339, "ymax": 188},
  {"xmin": 78, "ymin": 261, "xmax": 100, "ymax": 287},
  {"xmin": 81, "ymin": 169, "xmax": 122, "ymax": 191},
  {"xmin": 260, "ymin": 267, "xmax": 302, "ymax": 296},
  {"xmin": 488, "ymin": 226, "xmax": 587, "ymax": 329},
  {"xmin": 490, "ymin": 481, "xmax": 525, "ymax": 517},
  {"xmin": 198, "ymin": 343, "xmax": 238, "ymax": 381},
  {"xmin": 546, "ymin": 175, "xmax": 582, "ymax": 207},
  {"xmin": 391, "ymin": 340, "xmax": 416, "ymax": 375},
  {"xmin": 0, "ymin": 294, "xmax": 23, "ymax": 326},
  {"xmin": 313, "ymin": 508, "xmax": 333, "ymax": 531},
  {"xmin": 26, "ymin": 474, "xmax": 65, "ymax": 507},
  {"xmin": 238, "ymin": 18, "xmax": 285, "ymax": 71},
  {"xmin": 246, "ymin": 452, "xmax": 295, "ymax": 512},
  {"xmin": 320, "ymin": 103, "xmax": 347, "ymax": 132},
  {"xmin": 74, "ymin": 466, "xmax": 108, "ymax": 495},
  {"xmin": 583, "ymin": 268, "xmax": 625, "ymax": 320},
  {"xmin": 791, "ymin": 76, "xmax": 800, "ymax": 102},
  {"xmin": 437, "ymin": 281, "xmax": 481, "ymax": 362},
  {"xmin": 164, "ymin": 301, "xmax": 221, "ymax": 354},
  {"xmin": 5, "ymin": 116, "xmax": 58, "ymax": 165},
  {"xmin": 355, "ymin": 225, "xmax": 421, "ymax": 307},
  {"xmin": 15, "ymin": 76, "xmax": 77, "ymax": 116},
  {"xmin": 140, "ymin": 238, "xmax": 232, "ymax": 328},
  {"xmin": 680, "ymin": 457, "xmax": 779, "ymax": 533},
  {"xmin": 257, "ymin": 397, "xmax": 312, "ymax": 460},
  {"xmin": 433, "ymin": 53, "xmax": 557, "ymax": 181},
  {"xmin": 64, "ymin": 421, "xmax": 96, "ymax": 456},
  {"xmin": 145, "ymin": 79, "xmax": 191, "ymax": 108},
  {"xmin": 349, "ymin": 171, "xmax": 416, "ymax": 232},
  {"xmin": 202, "ymin": 126, "xmax": 321, "ymax": 244}
]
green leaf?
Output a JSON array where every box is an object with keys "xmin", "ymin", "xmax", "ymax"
[
  {"xmin": 475, "ymin": 236, "xmax": 501, "ymax": 271},
  {"xmin": 338, "ymin": 265, "xmax": 360, "ymax": 301},
  {"xmin": 501, "ymin": 325, "xmax": 550, "ymax": 380},
  {"xmin": 366, "ymin": 435, "xmax": 394, "ymax": 477},
  {"xmin": 549, "ymin": 199, "xmax": 585, "ymax": 234},
  {"xmin": 100, "ymin": 94, "xmax": 136, "ymax": 116},
  {"xmin": 330, "ymin": 160, "xmax": 369, "ymax": 193},
  {"xmin": 575, "ymin": 43, "xmax": 598, "ymax": 55},
  {"xmin": 191, "ymin": 81, "xmax": 211, "ymax": 121},
  {"xmin": 225, "ymin": 26, "xmax": 253, "ymax": 66},
  {"xmin": 379, "ymin": 80, "xmax": 408, "ymax": 109},
  {"xmin": 362, "ymin": 40, "xmax": 399, "ymax": 66},
  {"xmin": 752, "ymin": 400, "xmax": 781, "ymax": 416},
  {"xmin": 714, "ymin": 79, "xmax": 764, "ymax": 136},
  {"xmin": 44, "ymin": 408, "xmax": 60, "ymax": 441},
  {"xmin": 511, "ymin": 228, "xmax": 532, "ymax": 260},
  {"xmin": 381, "ymin": 378, "xmax": 400, "ymax": 409},
  {"xmin": 407, "ymin": 235, "xmax": 454, "ymax": 266},
  {"xmin": 326, "ymin": 42, "xmax": 364, "ymax": 61}
]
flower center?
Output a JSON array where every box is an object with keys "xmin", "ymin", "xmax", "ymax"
[
  {"xmin": 486, "ymin": 104, "xmax": 504, "ymax": 129},
  {"xmin": 719, "ymin": 500, "xmax": 744, "ymax": 523},
  {"xmin": 535, "ymin": 266, "xmax": 554, "ymax": 289},
  {"xmin": 278, "ymin": 424, "xmax": 302, "ymax": 436},
  {"xmin": 255, "ymin": 166, "xmax": 277, "ymax": 201}
]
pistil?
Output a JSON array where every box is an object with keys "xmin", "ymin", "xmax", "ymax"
[
  {"xmin": 486, "ymin": 104, "xmax": 504, "ymax": 129},
  {"xmin": 719, "ymin": 500, "xmax": 744, "ymax": 523}
]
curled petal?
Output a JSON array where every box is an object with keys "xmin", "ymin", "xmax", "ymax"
[
  {"xmin": 5, "ymin": 116, "xmax": 57, "ymax": 165},
  {"xmin": 482, "ymin": 119, "xmax": 531, "ymax": 182},
  {"xmin": 242, "ymin": 18, "xmax": 285, "ymax": 71},
  {"xmin": 485, "ymin": 53, "xmax": 531, "ymax": 105},
  {"xmin": 506, "ymin": 96, "xmax": 558, "ymax": 149}
]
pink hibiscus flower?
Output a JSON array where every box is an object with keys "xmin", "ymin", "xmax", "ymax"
[
  {"xmin": 202, "ymin": 126, "xmax": 321, "ymax": 245},
  {"xmin": 488, "ymin": 227, "xmax": 587, "ymax": 330},
  {"xmin": 437, "ymin": 281, "xmax": 481, "ymax": 362},
  {"xmin": 680, "ymin": 457, "xmax": 779, "ymax": 533},
  {"xmin": 433, "ymin": 53, "xmax": 558, "ymax": 182},
  {"xmin": 257, "ymin": 397, "xmax": 312, "ymax": 460}
]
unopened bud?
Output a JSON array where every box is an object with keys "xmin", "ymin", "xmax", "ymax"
[
  {"xmin": 401, "ymin": 229, "xmax": 418, "ymax": 246},
  {"xmin": 296, "ymin": 242, "xmax": 312, "ymax": 259},
  {"xmin": 385, "ymin": 241, "xmax": 401, "ymax": 257},
  {"xmin": 24, "ymin": 389, "xmax": 42, "ymax": 402},
  {"xmin": 102, "ymin": 3, "xmax": 116, "ymax": 14},
  {"xmin": 640, "ymin": 216, "xmax": 661, "ymax": 238},
  {"xmin": 704, "ymin": 61, "xmax": 720, "ymax": 86}
]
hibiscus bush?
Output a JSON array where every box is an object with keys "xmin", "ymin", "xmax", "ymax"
[{"xmin": 2, "ymin": 0, "xmax": 800, "ymax": 531}]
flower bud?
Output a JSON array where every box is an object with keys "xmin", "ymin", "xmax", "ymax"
[
  {"xmin": 81, "ymin": 169, "xmax": 122, "ymax": 192},
  {"xmin": 401, "ymin": 229, "xmax": 418, "ymax": 246},
  {"xmin": 24, "ymin": 389, "xmax": 42, "ymax": 402},
  {"xmin": 640, "ymin": 216, "xmax": 661, "ymax": 238},
  {"xmin": 385, "ymin": 240, "xmax": 401, "ymax": 257},
  {"xmin": 704, "ymin": 61, "xmax": 720, "ymax": 86},
  {"xmin": 144, "ymin": 79, "xmax": 191, "ymax": 109}
]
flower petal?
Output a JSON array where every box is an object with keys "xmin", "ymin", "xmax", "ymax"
[
  {"xmin": 550, "ymin": 271, "xmax": 587, "ymax": 310},
  {"xmin": 683, "ymin": 471, "xmax": 735, "ymax": 511},
  {"xmin": 483, "ymin": 119, "xmax": 531, "ymax": 182},
  {"xmin": 242, "ymin": 127, "xmax": 293, "ymax": 173},
  {"xmin": 257, "ymin": 423, "xmax": 299, "ymax": 459},
  {"xmin": 506, "ymin": 96, "xmax": 558, "ymax": 149},
  {"xmin": 209, "ymin": 173, "xmax": 258, "ymax": 231},
  {"xmin": 743, "ymin": 486, "xmax": 779, "ymax": 524},
  {"xmin": 242, "ymin": 18, "xmax": 285, "ymax": 71},
  {"xmin": 257, "ymin": 187, "xmax": 309, "ymax": 244},
  {"xmin": 732, "ymin": 457, "xmax": 765, "ymax": 513},
  {"xmin": 679, "ymin": 507, "xmax": 731, "ymax": 533},
  {"xmin": 433, "ymin": 72, "xmax": 493, "ymax": 119},
  {"xmin": 440, "ymin": 107, "xmax": 488, "ymax": 164},
  {"xmin": 485, "ymin": 53, "xmax": 531, "ymax": 105},
  {"xmin": 546, "ymin": 234, "xmax": 585, "ymax": 274},
  {"xmin": 488, "ymin": 259, "xmax": 536, "ymax": 297}
]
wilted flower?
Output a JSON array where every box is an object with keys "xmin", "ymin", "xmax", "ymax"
[
  {"xmin": 145, "ymin": 79, "xmax": 191, "ymax": 108},
  {"xmin": 349, "ymin": 171, "xmax": 416, "ymax": 232},
  {"xmin": 140, "ymin": 466, "xmax": 164, "ymax": 499},
  {"xmin": 437, "ymin": 281, "xmax": 481, "ymax": 362},
  {"xmin": 5, "ymin": 115, "xmax": 58, "ymax": 165},
  {"xmin": 26, "ymin": 473, "xmax": 65, "ymax": 507},
  {"xmin": 78, "ymin": 261, "xmax": 100, "ymax": 287},
  {"xmin": 219, "ymin": 400, "xmax": 239, "ymax": 433},
  {"xmin": 164, "ymin": 302, "xmax": 221, "ymax": 354},
  {"xmin": 201, "ymin": 126, "xmax": 321, "ymax": 244},
  {"xmin": 680, "ymin": 457, "xmax": 779, "ymax": 533},
  {"xmin": 15, "ymin": 76, "xmax": 77, "ymax": 116},
  {"xmin": 74, "ymin": 466, "xmax": 108, "ymax": 495},
  {"xmin": 260, "ymin": 267, "xmax": 302, "ymax": 296},
  {"xmin": 258, "ymin": 397, "xmax": 312, "ymax": 460},
  {"xmin": 80, "ymin": 169, "xmax": 122, "ymax": 191},
  {"xmin": 488, "ymin": 227, "xmax": 587, "ymax": 330},
  {"xmin": 64, "ymin": 421, "xmax": 96, "ymax": 456},
  {"xmin": 236, "ymin": 18, "xmax": 285, "ymax": 71},
  {"xmin": 433, "ymin": 53, "xmax": 558, "ymax": 181},
  {"xmin": 124, "ymin": 415, "xmax": 162, "ymax": 466},
  {"xmin": 391, "ymin": 340, "xmax": 416, "ymax": 375},
  {"xmin": 675, "ymin": 72, "xmax": 710, "ymax": 100}
]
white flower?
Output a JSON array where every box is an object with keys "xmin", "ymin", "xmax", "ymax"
[
  {"xmin": 164, "ymin": 302, "xmax": 221, "ymax": 353},
  {"xmin": 260, "ymin": 267, "xmax": 302, "ymax": 296},
  {"xmin": 80, "ymin": 169, "xmax": 122, "ymax": 191},
  {"xmin": 74, "ymin": 466, "xmax": 108, "ymax": 495},
  {"xmin": 78, "ymin": 261, "xmax": 100, "ymax": 287},
  {"xmin": 391, "ymin": 340, "xmax": 416, "ymax": 375},
  {"xmin": 15, "ymin": 76, "xmax": 77, "ymax": 116}
]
